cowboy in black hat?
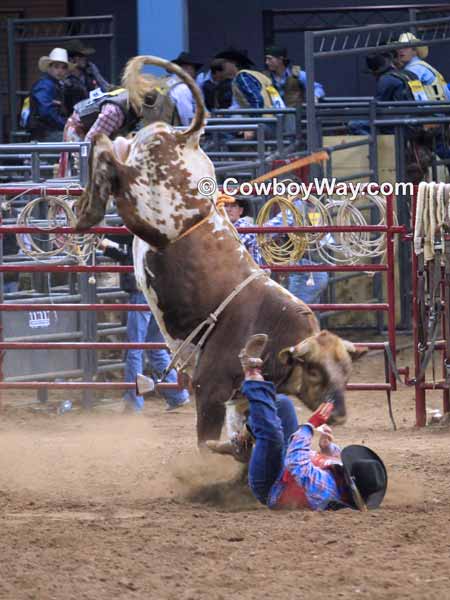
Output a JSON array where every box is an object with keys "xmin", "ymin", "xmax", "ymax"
[
  {"xmin": 366, "ymin": 51, "xmax": 426, "ymax": 103},
  {"xmin": 207, "ymin": 334, "xmax": 388, "ymax": 511},
  {"xmin": 264, "ymin": 45, "xmax": 325, "ymax": 105},
  {"xmin": 63, "ymin": 39, "xmax": 110, "ymax": 113},
  {"xmin": 214, "ymin": 47, "xmax": 284, "ymax": 139},
  {"xmin": 171, "ymin": 51, "xmax": 202, "ymax": 79},
  {"xmin": 165, "ymin": 52, "xmax": 203, "ymax": 126}
]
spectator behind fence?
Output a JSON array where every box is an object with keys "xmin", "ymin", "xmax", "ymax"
[
  {"xmin": 1, "ymin": 204, "xmax": 20, "ymax": 294},
  {"xmin": 27, "ymin": 48, "xmax": 71, "ymax": 142},
  {"xmin": 201, "ymin": 58, "xmax": 233, "ymax": 111},
  {"xmin": 166, "ymin": 52, "xmax": 203, "ymax": 126},
  {"xmin": 99, "ymin": 235, "xmax": 190, "ymax": 413},
  {"xmin": 396, "ymin": 32, "xmax": 450, "ymax": 101},
  {"xmin": 215, "ymin": 48, "xmax": 285, "ymax": 140},
  {"xmin": 264, "ymin": 46, "xmax": 325, "ymax": 105},
  {"xmin": 348, "ymin": 51, "xmax": 428, "ymax": 135},
  {"xmin": 396, "ymin": 32, "xmax": 450, "ymax": 174},
  {"xmin": 63, "ymin": 39, "xmax": 111, "ymax": 114},
  {"xmin": 224, "ymin": 197, "xmax": 328, "ymax": 305}
]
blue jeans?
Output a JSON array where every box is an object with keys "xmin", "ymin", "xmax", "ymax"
[
  {"xmin": 243, "ymin": 380, "xmax": 299, "ymax": 505},
  {"xmin": 3, "ymin": 281, "xmax": 18, "ymax": 294},
  {"xmin": 347, "ymin": 119, "xmax": 370, "ymax": 135},
  {"xmin": 288, "ymin": 259, "xmax": 329, "ymax": 304},
  {"xmin": 124, "ymin": 291, "xmax": 189, "ymax": 411}
]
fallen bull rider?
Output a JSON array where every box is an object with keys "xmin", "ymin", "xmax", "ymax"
[{"xmin": 206, "ymin": 334, "xmax": 387, "ymax": 511}]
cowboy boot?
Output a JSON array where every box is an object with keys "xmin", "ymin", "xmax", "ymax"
[
  {"xmin": 206, "ymin": 427, "xmax": 254, "ymax": 464},
  {"xmin": 238, "ymin": 333, "xmax": 269, "ymax": 371}
]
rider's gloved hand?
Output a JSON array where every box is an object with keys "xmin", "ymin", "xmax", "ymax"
[{"xmin": 308, "ymin": 402, "xmax": 334, "ymax": 429}]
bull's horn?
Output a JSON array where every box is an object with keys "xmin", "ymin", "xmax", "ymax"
[
  {"xmin": 122, "ymin": 55, "xmax": 205, "ymax": 141},
  {"xmin": 342, "ymin": 340, "xmax": 368, "ymax": 361},
  {"xmin": 342, "ymin": 340, "xmax": 356, "ymax": 353},
  {"xmin": 293, "ymin": 339, "xmax": 313, "ymax": 358},
  {"xmin": 278, "ymin": 346, "xmax": 295, "ymax": 365},
  {"xmin": 278, "ymin": 339, "xmax": 312, "ymax": 364}
]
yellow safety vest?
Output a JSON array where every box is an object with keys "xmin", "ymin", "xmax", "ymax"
[{"xmin": 415, "ymin": 60, "xmax": 448, "ymax": 101}]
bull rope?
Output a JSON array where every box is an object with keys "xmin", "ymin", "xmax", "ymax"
[{"xmin": 155, "ymin": 269, "xmax": 268, "ymax": 382}]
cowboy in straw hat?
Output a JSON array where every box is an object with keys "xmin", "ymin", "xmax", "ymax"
[
  {"xmin": 27, "ymin": 48, "xmax": 71, "ymax": 141},
  {"xmin": 38, "ymin": 47, "xmax": 74, "ymax": 74},
  {"xmin": 395, "ymin": 31, "xmax": 450, "ymax": 101}
]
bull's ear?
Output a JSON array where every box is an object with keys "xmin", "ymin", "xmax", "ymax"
[
  {"xmin": 342, "ymin": 340, "xmax": 368, "ymax": 362},
  {"xmin": 278, "ymin": 346, "xmax": 297, "ymax": 365}
]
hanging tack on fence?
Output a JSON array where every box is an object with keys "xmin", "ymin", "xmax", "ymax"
[
  {"xmin": 254, "ymin": 190, "xmax": 396, "ymax": 267},
  {"xmin": 15, "ymin": 194, "xmax": 102, "ymax": 265},
  {"xmin": 256, "ymin": 194, "xmax": 307, "ymax": 265}
]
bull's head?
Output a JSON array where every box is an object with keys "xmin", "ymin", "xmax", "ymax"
[
  {"xmin": 75, "ymin": 55, "xmax": 214, "ymax": 243},
  {"xmin": 278, "ymin": 330, "xmax": 367, "ymax": 424}
]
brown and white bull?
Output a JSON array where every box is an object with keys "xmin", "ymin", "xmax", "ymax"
[{"xmin": 76, "ymin": 56, "xmax": 364, "ymax": 444}]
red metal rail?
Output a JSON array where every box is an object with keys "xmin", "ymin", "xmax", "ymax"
[
  {"xmin": 0, "ymin": 303, "xmax": 389, "ymax": 312},
  {"xmin": 0, "ymin": 188, "xmax": 401, "ymax": 400}
]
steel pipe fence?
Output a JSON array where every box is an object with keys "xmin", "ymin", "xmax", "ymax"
[
  {"xmin": 6, "ymin": 15, "xmax": 116, "ymax": 142},
  {"xmin": 410, "ymin": 187, "xmax": 450, "ymax": 427},
  {"xmin": 0, "ymin": 183, "xmax": 403, "ymax": 415}
]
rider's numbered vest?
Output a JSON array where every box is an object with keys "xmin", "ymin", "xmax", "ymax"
[
  {"xmin": 74, "ymin": 88, "xmax": 139, "ymax": 136},
  {"xmin": 233, "ymin": 70, "xmax": 285, "ymax": 110},
  {"xmin": 415, "ymin": 61, "xmax": 448, "ymax": 102}
]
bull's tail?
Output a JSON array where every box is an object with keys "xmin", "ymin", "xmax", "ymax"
[{"xmin": 121, "ymin": 55, "xmax": 205, "ymax": 140}]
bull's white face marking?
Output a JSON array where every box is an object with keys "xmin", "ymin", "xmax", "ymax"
[
  {"xmin": 133, "ymin": 237, "xmax": 180, "ymax": 352},
  {"xmin": 123, "ymin": 123, "xmax": 217, "ymax": 241}
]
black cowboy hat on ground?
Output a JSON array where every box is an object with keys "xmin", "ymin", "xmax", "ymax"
[
  {"xmin": 171, "ymin": 51, "xmax": 203, "ymax": 69},
  {"xmin": 215, "ymin": 48, "xmax": 254, "ymax": 69},
  {"xmin": 341, "ymin": 445, "xmax": 388, "ymax": 510},
  {"xmin": 64, "ymin": 39, "xmax": 95, "ymax": 57}
]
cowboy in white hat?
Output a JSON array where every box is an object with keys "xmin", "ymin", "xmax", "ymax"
[
  {"xmin": 27, "ymin": 48, "xmax": 72, "ymax": 141},
  {"xmin": 395, "ymin": 32, "xmax": 450, "ymax": 102}
]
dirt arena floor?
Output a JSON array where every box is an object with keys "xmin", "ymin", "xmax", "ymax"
[{"xmin": 0, "ymin": 346, "xmax": 449, "ymax": 600}]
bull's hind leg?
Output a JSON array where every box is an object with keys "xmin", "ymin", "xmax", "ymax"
[
  {"xmin": 193, "ymin": 373, "xmax": 235, "ymax": 447},
  {"xmin": 196, "ymin": 396, "xmax": 226, "ymax": 446}
]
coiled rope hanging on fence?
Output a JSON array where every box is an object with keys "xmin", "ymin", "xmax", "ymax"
[
  {"xmin": 254, "ymin": 191, "xmax": 395, "ymax": 266},
  {"xmin": 255, "ymin": 195, "xmax": 307, "ymax": 265},
  {"xmin": 15, "ymin": 195, "xmax": 101, "ymax": 264}
]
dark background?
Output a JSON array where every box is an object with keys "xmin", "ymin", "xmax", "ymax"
[
  {"xmin": 188, "ymin": 0, "xmax": 450, "ymax": 97},
  {"xmin": 2, "ymin": 0, "xmax": 450, "ymax": 139}
]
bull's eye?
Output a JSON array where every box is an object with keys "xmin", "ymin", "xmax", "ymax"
[{"xmin": 306, "ymin": 367, "xmax": 321, "ymax": 381}]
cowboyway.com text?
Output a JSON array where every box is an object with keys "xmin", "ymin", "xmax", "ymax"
[{"xmin": 221, "ymin": 177, "xmax": 413, "ymax": 201}]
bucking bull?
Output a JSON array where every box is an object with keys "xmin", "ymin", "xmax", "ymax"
[{"xmin": 76, "ymin": 55, "xmax": 365, "ymax": 445}]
